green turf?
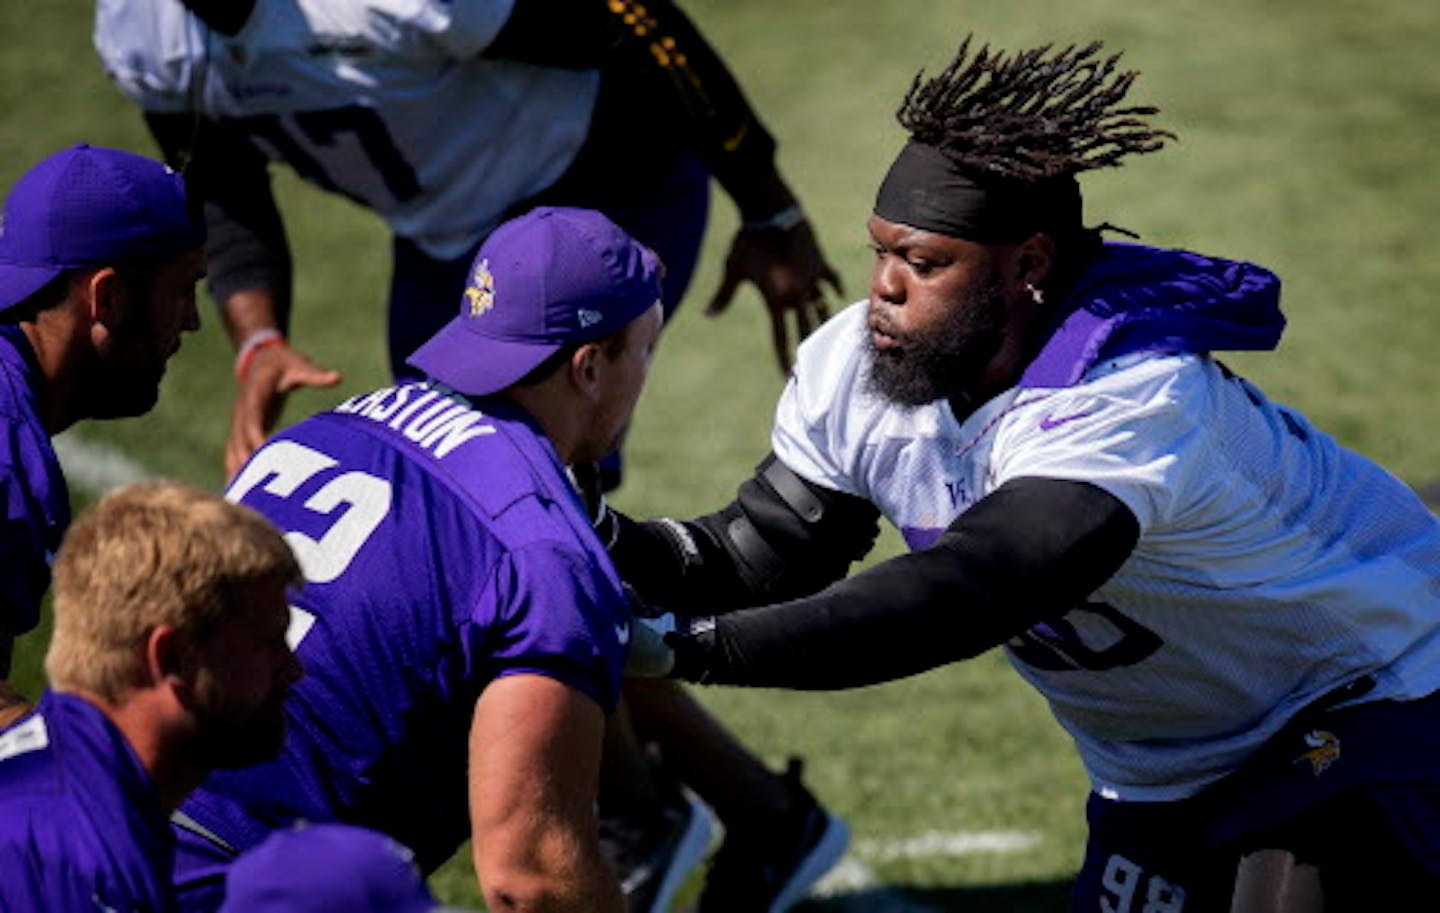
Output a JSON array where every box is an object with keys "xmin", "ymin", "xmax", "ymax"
[{"xmin": 4, "ymin": 0, "xmax": 1440, "ymax": 908}]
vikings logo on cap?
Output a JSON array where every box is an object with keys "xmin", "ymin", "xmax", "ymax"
[
  {"xmin": 464, "ymin": 259, "xmax": 496, "ymax": 317},
  {"xmin": 1294, "ymin": 729, "xmax": 1340, "ymax": 776}
]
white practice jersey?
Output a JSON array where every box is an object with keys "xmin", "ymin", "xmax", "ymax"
[
  {"xmin": 95, "ymin": 0, "xmax": 598, "ymax": 260},
  {"xmin": 775, "ymin": 301, "xmax": 1440, "ymax": 801}
]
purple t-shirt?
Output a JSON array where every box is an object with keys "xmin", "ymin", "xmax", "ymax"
[
  {"xmin": 0, "ymin": 326, "xmax": 69, "ymax": 638},
  {"xmin": 177, "ymin": 384, "xmax": 631, "ymax": 882},
  {"xmin": 0, "ymin": 690, "xmax": 175, "ymax": 912}
]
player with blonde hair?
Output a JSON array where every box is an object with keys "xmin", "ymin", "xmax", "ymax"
[{"xmin": 0, "ymin": 481, "xmax": 303, "ymax": 911}]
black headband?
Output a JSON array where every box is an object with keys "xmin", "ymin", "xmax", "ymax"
[{"xmin": 873, "ymin": 141, "xmax": 1082, "ymax": 243}]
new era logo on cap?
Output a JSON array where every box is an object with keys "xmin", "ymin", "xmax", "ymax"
[{"xmin": 406, "ymin": 207, "xmax": 662, "ymax": 397}]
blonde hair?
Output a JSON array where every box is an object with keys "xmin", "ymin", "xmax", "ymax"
[{"xmin": 45, "ymin": 481, "xmax": 302, "ymax": 701}]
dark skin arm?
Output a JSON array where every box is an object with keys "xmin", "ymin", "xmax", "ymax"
[{"xmin": 144, "ymin": 112, "xmax": 341, "ymax": 481}]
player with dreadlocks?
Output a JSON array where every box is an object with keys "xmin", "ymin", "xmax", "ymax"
[{"xmin": 603, "ymin": 37, "xmax": 1440, "ymax": 910}]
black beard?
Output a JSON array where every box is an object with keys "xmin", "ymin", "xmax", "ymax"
[{"xmin": 863, "ymin": 280, "xmax": 1009, "ymax": 408}]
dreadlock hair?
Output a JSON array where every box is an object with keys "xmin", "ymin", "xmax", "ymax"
[{"xmin": 897, "ymin": 36, "xmax": 1174, "ymax": 182}]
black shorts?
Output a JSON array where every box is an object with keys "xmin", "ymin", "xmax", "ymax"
[{"xmin": 1071, "ymin": 690, "xmax": 1440, "ymax": 912}]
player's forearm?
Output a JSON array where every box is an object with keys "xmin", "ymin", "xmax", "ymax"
[
  {"xmin": 221, "ymin": 289, "xmax": 287, "ymax": 351},
  {"xmin": 205, "ymin": 199, "xmax": 294, "ymax": 337},
  {"xmin": 144, "ymin": 112, "xmax": 294, "ymax": 332},
  {"xmin": 668, "ymin": 478, "xmax": 1141, "ymax": 689}
]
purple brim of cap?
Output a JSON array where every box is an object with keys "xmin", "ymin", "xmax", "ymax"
[
  {"xmin": 0, "ymin": 262, "xmax": 64, "ymax": 311},
  {"xmin": 407, "ymin": 318, "xmax": 564, "ymax": 396}
]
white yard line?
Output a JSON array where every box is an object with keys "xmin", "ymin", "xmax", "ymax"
[
  {"xmin": 854, "ymin": 829, "xmax": 1042, "ymax": 862},
  {"xmin": 52, "ymin": 432, "xmax": 156, "ymax": 497},
  {"xmin": 811, "ymin": 829, "xmax": 1043, "ymax": 910}
]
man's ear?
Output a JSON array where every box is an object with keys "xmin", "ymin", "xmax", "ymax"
[
  {"xmin": 81, "ymin": 266, "xmax": 124, "ymax": 337},
  {"xmin": 568, "ymin": 342, "xmax": 603, "ymax": 400},
  {"xmin": 1013, "ymin": 233, "xmax": 1057, "ymax": 292},
  {"xmin": 146, "ymin": 625, "xmax": 193, "ymax": 702}
]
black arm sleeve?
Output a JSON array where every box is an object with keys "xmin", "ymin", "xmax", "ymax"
[
  {"xmin": 671, "ymin": 477, "xmax": 1141, "ymax": 690},
  {"xmin": 486, "ymin": 0, "xmax": 786, "ymax": 219},
  {"xmin": 145, "ymin": 112, "xmax": 293, "ymax": 328},
  {"xmin": 608, "ymin": 454, "xmax": 881, "ymax": 613}
]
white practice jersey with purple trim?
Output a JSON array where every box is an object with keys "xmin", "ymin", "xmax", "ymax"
[
  {"xmin": 94, "ymin": 0, "xmax": 597, "ymax": 259},
  {"xmin": 773, "ymin": 301, "xmax": 1440, "ymax": 801}
]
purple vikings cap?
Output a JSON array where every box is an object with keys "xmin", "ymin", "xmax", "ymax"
[
  {"xmin": 217, "ymin": 824, "xmax": 449, "ymax": 913},
  {"xmin": 406, "ymin": 206, "xmax": 662, "ymax": 396},
  {"xmin": 0, "ymin": 143, "xmax": 203, "ymax": 312}
]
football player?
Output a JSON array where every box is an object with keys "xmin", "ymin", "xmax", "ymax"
[
  {"xmin": 612, "ymin": 39, "xmax": 1440, "ymax": 910},
  {"xmin": 170, "ymin": 209, "xmax": 657, "ymax": 913},
  {"xmin": 0, "ymin": 143, "xmax": 204, "ymax": 728},
  {"xmin": 0, "ymin": 482, "xmax": 303, "ymax": 912}
]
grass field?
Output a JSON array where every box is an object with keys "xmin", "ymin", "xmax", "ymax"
[{"xmin": 3, "ymin": 1, "xmax": 1439, "ymax": 909}]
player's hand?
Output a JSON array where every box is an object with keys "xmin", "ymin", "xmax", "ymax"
[
  {"xmin": 225, "ymin": 341, "xmax": 342, "ymax": 480},
  {"xmin": 706, "ymin": 219, "xmax": 843, "ymax": 376},
  {"xmin": 624, "ymin": 614, "xmax": 676, "ymax": 678}
]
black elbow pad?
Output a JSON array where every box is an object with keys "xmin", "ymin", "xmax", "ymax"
[{"xmin": 694, "ymin": 454, "xmax": 880, "ymax": 604}]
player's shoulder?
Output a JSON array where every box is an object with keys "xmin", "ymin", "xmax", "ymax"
[
  {"xmin": 1008, "ymin": 352, "xmax": 1218, "ymax": 427},
  {"xmin": 0, "ymin": 713, "xmax": 65, "ymax": 804}
]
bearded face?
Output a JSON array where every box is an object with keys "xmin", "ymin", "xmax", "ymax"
[
  {"xmin": 864, "ymin": 274, "xmax": 1009, "ymax": 408},
  {"xmin": 863, "ymin": 215, "xmax": 1022, "ymax": 410}
]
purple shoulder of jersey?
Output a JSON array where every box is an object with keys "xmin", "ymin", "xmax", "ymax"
[
  {"xmin": 0, "ymin": 326, "xmax": 70, "ymax": 636},
  {"xmin": 0, "ymin": 690, "xmax": 175, "ymax": 912}
]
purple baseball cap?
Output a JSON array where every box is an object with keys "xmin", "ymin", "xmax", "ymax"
[
  {"xmin": 0, "ymin": 143, "xmax": 203, "ymax": 312},
  {"xmin": 406, "ymin": 206, "xmax": 662, "ymax": 396},
  {"xmin": 218, "ymin": 824, "xmax": 447, "ymax": 913}
]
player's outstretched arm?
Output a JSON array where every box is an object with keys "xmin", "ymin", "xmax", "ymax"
[
  {"xmin": 468, "ymin": 674, "xmax": 624, "ymax": 913},
  {"xmin": 597, "ymin": 453, "xmax": 881, "ymax": 614},
  {"xmin": 665, "ymin": 478, "xmax": 1141, "ymax": 689}
]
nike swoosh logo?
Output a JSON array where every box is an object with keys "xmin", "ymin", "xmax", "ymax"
[
  {"xmin": 615, "ymin": 622, "xmax": 630, "ymax": 646},
  {"xmin": 1038, "ymin": 408, "xmax": 1100, "ymax": 431}
]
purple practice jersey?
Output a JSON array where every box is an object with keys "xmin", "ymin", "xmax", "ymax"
[
  {"xmin": 175, "ymin": 383, "xmax": 631, "ymax": 895},
  {"xmin": 0, "ymin": 326, "xmax": 69, "ymax": 638},
  {"xmin": 0, "ymin": 690, "xmax": 175, "ymax": 913}
]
